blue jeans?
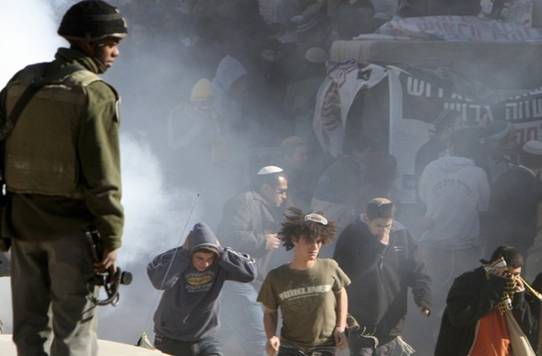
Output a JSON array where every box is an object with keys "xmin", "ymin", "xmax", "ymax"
[
  {"xmin": 218, "ymin": 281, "xmax": 266, "ymax": 355},
  {"xmin": 154, "ymin": 334, "xmax": 223, "ymax": 356}
]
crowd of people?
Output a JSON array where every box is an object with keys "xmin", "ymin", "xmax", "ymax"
[
  {"xmin": 2, "ymin": 0, "xmax": 542, "ymax": 356},
  {"xmin": 107, "ymin": 0, "xmax": 512, "ymax": 228},
  {"xmin": 115, "ymin": 0, "xmax": 542, "ymax": 353}
]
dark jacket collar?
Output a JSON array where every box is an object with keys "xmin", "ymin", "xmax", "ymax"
[{"xmin": 55, "ymin": 47, "xmax": 104, "ymax": 74}]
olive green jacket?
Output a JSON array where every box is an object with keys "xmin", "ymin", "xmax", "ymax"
[{"xmin": 0, "ymin": 47, "xmax": 124, "ymax": 250}]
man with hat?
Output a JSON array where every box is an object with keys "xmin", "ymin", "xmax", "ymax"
[
  {"xmin": 147, "ymin": 222, "xmax": 256, "ymax": 356},
  {"xmin": 0, "ymin": 1, "xmax": 127, "ymax": 354},
  {"xmin": 435, "ymin": 246, "xmax": 536, "ymax": 356},
  {"xmin": 217, "ymin": 165, "xmax": 288, "ymax": 355}
]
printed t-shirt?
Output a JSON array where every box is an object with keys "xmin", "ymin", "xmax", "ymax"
[{"xmin": 257, "ymin": 258, "xmax": 351, "ymax": 350}]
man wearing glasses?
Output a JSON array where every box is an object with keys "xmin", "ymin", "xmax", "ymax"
[{"xmin": 217, "ymin": 165, "xmax": 288, "ymax": 355}]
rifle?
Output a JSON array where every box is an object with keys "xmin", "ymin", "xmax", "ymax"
[{"xmin": 84, "ymin": 226, "xmax": 132, "ymax": 306}]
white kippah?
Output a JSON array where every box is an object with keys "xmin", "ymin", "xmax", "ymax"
[
  {"xmin": 304, "ymin": 213, "xmax": 328, "ymax": 226},
  {"xmin": 257, "ymin": 165, "xmax": 284, "ymax": 175},
  {"xmin": 523, "ymin": 140, "xmax": 542, "ymax": 155}
]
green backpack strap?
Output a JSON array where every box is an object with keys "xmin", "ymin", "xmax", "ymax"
[{"xmin": 0, "ymin": 63, "xmax": 98, "ymax": 141}]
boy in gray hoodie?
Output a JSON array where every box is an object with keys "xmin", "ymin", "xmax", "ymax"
[{"xmin": 147, "ymin": 222, "xmax": 256, "ymax": 356}]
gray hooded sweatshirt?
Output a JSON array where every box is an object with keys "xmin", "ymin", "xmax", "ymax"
[
  {"xmin": 147, "ymin": 222, "xmax": 256, "ymax": 341},
  {"xmin": 418, "ymin": 155, "xmax": 490, "ymax": 249}
]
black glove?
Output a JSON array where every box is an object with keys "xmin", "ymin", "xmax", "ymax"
[{"xmin": 487, "ymin": 274, "xmax": 508, "ymax": 300}]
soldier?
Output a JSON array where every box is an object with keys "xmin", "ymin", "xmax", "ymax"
[{"xmin": 0, "ymin": 1, "xmax": 127, "ymax": 355}]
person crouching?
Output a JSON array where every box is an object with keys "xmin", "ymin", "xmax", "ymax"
[{"xmin": 147, "ymin": 222, "xmax": 256, "ymax": 356}]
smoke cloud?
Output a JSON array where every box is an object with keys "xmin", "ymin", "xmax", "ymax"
[{"xmin": 0, "ymin": 0, "xmax": 66, "ymax": 87}]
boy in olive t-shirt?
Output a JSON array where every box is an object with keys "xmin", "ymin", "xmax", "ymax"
[{"xmin": 257, "ymin": 208, "xmax": 351, "ymax": 356}]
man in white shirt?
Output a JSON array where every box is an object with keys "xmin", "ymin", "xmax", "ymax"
[{"xmin": 418, "ymin": 128, "xmax": 490, "ymax": 329}]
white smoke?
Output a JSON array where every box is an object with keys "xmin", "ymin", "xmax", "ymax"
[
  {"xmin": 0, "ymin": 0, "xmax": 68, "ymax": 87},
  {"xmin": 0, "ymin": 0, "xmax": 68, "ymax": 335},
  {"xmin": 120, "ymin": 135, "xmax": 198, "ymax": 266},
  {"xmin": 99, "ymin": 135, "xmax": 198, "ymax": 343}
]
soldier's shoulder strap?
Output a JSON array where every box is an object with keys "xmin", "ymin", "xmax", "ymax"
[
  {"xmin": 66, "ymin": 66, "xmax": 119, "ymax": 101},
  {"xmin": 0, "ymin": 65, "xmax": 49, "ymax": 140},
  {"xmin": 0, "ymin": 63, "xmax": 102, "ymax": 141},
  {"xmin": 63, "ymin": 65, "xmax": 101, "ymax": 87}
]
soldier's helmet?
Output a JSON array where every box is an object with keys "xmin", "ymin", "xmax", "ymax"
[{"xmin": 58, "ymin": 0, "xmax": 128, "ymax": 42}]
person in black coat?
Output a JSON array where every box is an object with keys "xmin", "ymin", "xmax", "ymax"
[
  {"xmin": 333, "ymin": 197, "xmax": 431, "ymax": 355},
  {"xmin": 435, "ymin": 246, "xmax": 537, "ymax": 356}
]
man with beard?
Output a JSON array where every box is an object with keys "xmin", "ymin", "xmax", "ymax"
[{"xmin": 218, "ymin": 166, "xmax": 288, "ymax": 355}]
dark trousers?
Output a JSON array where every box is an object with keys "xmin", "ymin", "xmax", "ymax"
[
  {"xmin": 350, "ymin": 337, "xmax": 415, "ymax": 356},
  {"xmin": 11, "ymin": 236, "xmax": 97, "ymax": 356},
  {"xmin": 154, "ymin": 334, "xmax": 223, "ymax": 356},
  {"xmin": 278, "ymin": 344, "xmax": 336, "ymax": 356}
]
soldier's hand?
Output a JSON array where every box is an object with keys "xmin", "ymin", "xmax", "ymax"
[
  {"xmin": 334, "ymin": 326, "xmax": 348, "ymax": 350},
  {"xmin": 95, "ymin": 248, "xmax": 118, "ymax": 273},
  {"xmin": 266, "ymin": 336, "xmax": 280, "ymax": 355},
  {"xmin": 265, "ymin": 234, "xmax": 281, "ymax": 251}
]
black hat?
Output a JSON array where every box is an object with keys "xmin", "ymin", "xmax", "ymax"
[{"xmin": 58, "ymin": 0, "xmax": 128, "ymax": 41}]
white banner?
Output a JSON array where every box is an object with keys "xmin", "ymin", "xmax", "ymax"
[
  {"xmin": 313, "ymin": 62, "xmax": 388, "ymax": 157},
  {"xmin": 315, "ymin": 61, "xmax": 542, "ymax": 201}
]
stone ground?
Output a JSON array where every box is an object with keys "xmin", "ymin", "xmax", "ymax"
[{"xmin": 0, "ymin": 335, "xmax": 165, "ymax": 356}]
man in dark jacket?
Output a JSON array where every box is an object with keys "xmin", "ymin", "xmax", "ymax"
[
  {"xmin": 435, "ymin": 246, "xmax": 536, "ymax": 356},
  {"xmin": 147, "ymin": 222, "xmax": 256, "ymax": 356},
  {"xmin": 334, "ymin": 197, "xmax": 431, "ymax": 355}
]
